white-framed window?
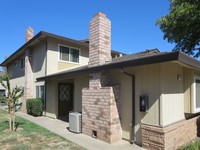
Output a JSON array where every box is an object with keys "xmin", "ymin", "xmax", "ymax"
[
  {"xmin": 36, "ymin": 85, "xmax": 45, "ymax": 110},
  {"xmin": 20, "ymin": 58, "xmax": 25, "ymax": 69},
  {"xmin": 36, "ymin": 85, "xmax": 45, "ymax": 100},
  {"xmin": 59, "ymin": 45, "xmax": 80, "ymax": 63},
  {"xmin": 193, "ymin": 76, "xmax": 200, "ymax": 113}
]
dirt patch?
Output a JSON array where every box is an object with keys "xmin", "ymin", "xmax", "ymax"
[{"xmin": 3, "ymin": 127, "xmax": 23, "ymax": 133}]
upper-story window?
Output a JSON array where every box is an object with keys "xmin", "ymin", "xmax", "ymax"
[
  {"xmin": 20, "ymin": 57, "xmax": 25, "ymax": 69},
  {"xmin": 59, "ymin": 45, "xmax": 80, "ymax": 63}
]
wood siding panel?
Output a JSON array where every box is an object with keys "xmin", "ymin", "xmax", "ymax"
[
  {"xmin": 183, "ymin": 68, "xmax": 192, "ymax": 113},
  {"xmin": 74, "ymin": 74, "xmax": 89, "ymax": 112},
  {"xmin": 161, "ymin": 63, "xmax": 184, "ymax": 126},
  {"xmin": 110, "ymin": 64, "xmax": 161, "ymax": 144},
  {"xmin": 109, "ymin": 70, "xmax": 132, "ymax": 141}
]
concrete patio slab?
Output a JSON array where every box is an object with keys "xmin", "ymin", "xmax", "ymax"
[{"xmin": 14, "ymin": 111, "xmax": 144, "ymax": 150}]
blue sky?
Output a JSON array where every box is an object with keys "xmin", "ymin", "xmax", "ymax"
[{"xmin": 0, "ymin": 0, "xmax": 174, "ymax": 65}]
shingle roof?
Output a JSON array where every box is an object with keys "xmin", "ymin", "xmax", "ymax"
[
  {"xmin": 0, "ymin": 31, "xmax": 125, "ymax": 66},
  {"xmin": 0, "ymin": 31, "xmax": 89, "ymax": 66},
  {"xmin": 37, "ymin": 50, "xmax": 200, "ymax": 81},
  {"xmin": 112, "ymin": 48, "xmax": 161, "ymax": 63}
]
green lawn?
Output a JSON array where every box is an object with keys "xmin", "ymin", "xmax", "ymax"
[
  {"xmin": 0, "ymin": 109, "xmax": 86, "ymax": 150},
  {"xmin": 178, "ymin": 140, "xmax": 200, "ymax": 150}
]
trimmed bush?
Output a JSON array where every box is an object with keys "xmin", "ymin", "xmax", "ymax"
[
  {"xmin": 0, "ymin": 96, "xmax": 6, "ymax": 103},
  {"xmin": 26, "ymin": 98, "xmax": 43, "ymax": 117}
]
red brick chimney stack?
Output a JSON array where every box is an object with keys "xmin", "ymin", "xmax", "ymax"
[
  {"xmin": 26, "ymin": 27, "xmax": 34, "ymax": 42},
  {"xmin": 89, "ymin": 12, "xmax": 112, "ymax": 67}
]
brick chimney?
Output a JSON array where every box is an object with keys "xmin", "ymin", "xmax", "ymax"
[
  {"xmin": 26, "ymin": 27, "xmax": 34, "ymax": 42},
  {"xmin": 82, "ymin": 12, "xmax": 122, "ymax": 143},
  {"xmin": 89, "ymin": 12, "xmax": 112, "ymax": 67},
  {"xmin": 88, "ymin": 12, "xmax": 112, "ymax": 89},
  {"xmin": 21, "ymin": 27, "xmax": 34, "ymax": 112}
]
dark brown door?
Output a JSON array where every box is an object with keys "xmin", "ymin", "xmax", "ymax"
[{"xmin": 58, "ymin": 83, "xmax": 73, "ymax": 120}]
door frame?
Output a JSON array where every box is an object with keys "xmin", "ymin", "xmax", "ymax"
[{"xmin": 58, "ymin": 82, "xmax": 74, "ymax": 118}]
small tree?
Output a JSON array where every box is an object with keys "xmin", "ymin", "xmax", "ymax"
[
  {"xmin": 156, "ymin": 0, "xmax": 200, "ymax": 57},
  {"xmin": 0, "ymin": 73, "xmax": 24, "ymax": 131}
]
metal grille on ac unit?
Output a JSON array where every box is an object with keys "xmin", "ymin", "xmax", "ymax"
[{"xmin": 69, "ymin": 112, "xmax": 82, "ymax": 133}]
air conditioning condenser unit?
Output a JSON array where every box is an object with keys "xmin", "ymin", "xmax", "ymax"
[{"xmin": 69, "ymin": 112, "xmax": 82, "ymax": 133}]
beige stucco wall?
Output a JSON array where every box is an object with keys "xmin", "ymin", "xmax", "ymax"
[
  {"xmin": 7, "ymin": 54, "xmax": 25, "ymax": 82},
  {"xmin": 7, "ymin": 57, "xmax": 25, "ymax": 90},
  {"xmin": 7, "ymin": 42, "xmax": 46, "ymax": 98},
  {"xmin": 46, "ymin": 38, "xmax": 89, "ymax": 75},
  {"xmin": 9, "ymin": 77, "xmax": 25, "ymax": 103},
  {"xmin": 32, "ymin": 43, "xmax": 46, "ymax": 80},
  {"xmin": 46, "ymin": 80, "xmax": 57, "ymax": 118},
  {"xmin": 32, "ymin": 43, "xmax": 46, "ymax": 97},
  {"xmin": 45, "ymin": 74, "xmax": 89, "ymax": 119}
]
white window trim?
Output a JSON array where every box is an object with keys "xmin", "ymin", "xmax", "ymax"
[
  {"xmin": 36, "ymin": 85, "xmax": 45, "ymax": 99},
  {"xmin": 193, "ymin": 76, "xmax": 200, "ymax": 113},
  {"xmin": 58, "ymin": 44, "xmax": 81, "ymax": 64}
]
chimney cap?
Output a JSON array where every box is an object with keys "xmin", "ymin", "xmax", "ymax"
[
  {"xmin": 26, "ymin": 26, "xmax": 34, "ymax": 42},
  {"xmin": 95, "ymin": 12, "xmax": 107, "ymax": 18},
  {"xmin": 26, "ymin": 26, "xmax": 34, "ymax": 32}
]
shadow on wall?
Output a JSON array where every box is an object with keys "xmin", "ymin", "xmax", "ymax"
[
  {"xmin": 32, "ymin": 43, "xmax": 46, "ymax": 73},
  {"xmin": 196, "ymin": 117, "xmax": 200, "ymax": 137}
]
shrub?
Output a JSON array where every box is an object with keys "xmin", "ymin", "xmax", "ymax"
[
  {"xmin": 0, "ymin": 96, "xmax": 7, "ymax": 103},
  {"xmin": 26, "ymin": 98, "xmax": 43, "ymax": 117}
]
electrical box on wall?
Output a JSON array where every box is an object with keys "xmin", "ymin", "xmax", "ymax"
[{"xmin": 140, "ymin": 95, "xmax": 148, "ymax": 112}]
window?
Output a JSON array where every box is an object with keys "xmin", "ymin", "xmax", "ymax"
[
  {"xmin": 60, "ymin": 46, "xmax": 69, "ymax": 61},
  {"xmin": 36, "ymin": 85, "xmax": 45, "ymax": 100},
  {"xmin": 59, "ymin": 45, "xmax": 80, "ymax": 63},
  {"xmin": 36, "ymin": 85, "xmax": 45, "ymax": 110},
  {"xmin": 193, "ymin": 76, "xmax": 200, "ymax": 112},
  {"xmin": 14, "ymin": 61, "xmax": 18, "ymax": 67},
  {"xmin": 20, "ymin": 58, "xmax": 25, "ymax": 69}
]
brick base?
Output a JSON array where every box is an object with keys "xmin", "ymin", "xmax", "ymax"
[
  {"xmin": 82, "ymin": 86, "xmax": 122, "ymax": 143},
  {"xmin": 141, "ymin": 116, "xmax": 200, "ymax": 150}
]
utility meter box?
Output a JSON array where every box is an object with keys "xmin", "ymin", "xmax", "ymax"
[{"xmin": 140, "ymin": 96, "xmax": 148, "ymax": 112}]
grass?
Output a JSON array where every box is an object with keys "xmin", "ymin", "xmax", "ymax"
[
  {"xmin": 179, "ymin": 140, "xmax": 200, "ymax": 150},
  {"xmin": 0, "ymin": 109, "xmax": 86, "ymax": 150}
]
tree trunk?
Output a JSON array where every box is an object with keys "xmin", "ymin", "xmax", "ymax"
[
  {"xmin": 13, "ymin": 115, "xmax": 15, "ymax": 131},
  {"xmin": 9, "ymin": 114, "xmax": 12, "ymax": 131}
]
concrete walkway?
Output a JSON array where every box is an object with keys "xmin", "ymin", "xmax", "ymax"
[{"xmin": 14, "ymin": 111, "xmax": 144, "ymax": 150}]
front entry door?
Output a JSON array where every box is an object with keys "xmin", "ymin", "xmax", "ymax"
[{"xmin": 58, "ymin": 83, "xmax": 73, "ymax": 121}]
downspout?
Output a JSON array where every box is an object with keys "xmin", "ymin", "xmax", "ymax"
[
  {"xmin": 38, "ymin": 38, "xmax": 47, "ymax": 116},
  {"xmin": 121, "ymin": 68, "xmax": 135, "ymax": 144}
]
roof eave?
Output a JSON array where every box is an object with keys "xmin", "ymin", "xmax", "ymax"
[
  {"xmin": 0, "ymin": 31, "xmax": 43, "ymax": 66},
  {"xmin": 0, "ymin": 31, "xmax": 89, "ymax": 66},
  {"xmin": 37, "ymin": 51, "xmax": 180, "ymax": 81}
]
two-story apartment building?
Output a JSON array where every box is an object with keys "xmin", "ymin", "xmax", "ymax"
[{"xmin": 1, "ymin": 12, "xmax": 200, "ymax": 149}]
